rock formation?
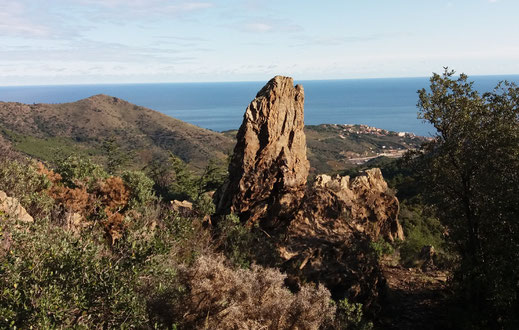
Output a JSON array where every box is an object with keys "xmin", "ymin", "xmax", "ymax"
[
  {"xmin": 215, "ymin": 76, "xmax": 309, "ymax": 227},
  {"xmin": 312, "ymin": 169, "xmax": 404, "ymax": 242},
  {"xmin": 215, "ymin": 76, "xmax": 405, "ymax": 306},
  {"xmin": 278, "ymin": 169, "xmax": 403, "ymax": 305},
  {"xmin": 0, "ymin": 190, "xmax": 34, "ymax": 223}
]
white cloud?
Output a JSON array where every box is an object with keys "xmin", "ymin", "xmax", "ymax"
[
  {"xmin": 0, "ymin": 1, "xmax": 52, "ymax": 37},
  {"xmin": 244, "ymin": 22, "xmax": 274, "ymax": 33},
  {"xmin": 74, "ymin": 0, "xmax": 214, "ymax": 14}
]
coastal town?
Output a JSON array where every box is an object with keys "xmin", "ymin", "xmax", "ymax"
[{"xmin": 304, "ymin": 124, "xmax": 432, "ymax": 168}]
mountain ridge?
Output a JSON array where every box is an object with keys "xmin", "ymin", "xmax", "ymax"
[{"xmin": 0, "ymin": 94, "xmax": 234, "ymax": 168}]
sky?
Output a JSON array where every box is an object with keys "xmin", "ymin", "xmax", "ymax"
[{"xmin": 1, "ymin": 0, "xmax": 518, "ymax": 85}]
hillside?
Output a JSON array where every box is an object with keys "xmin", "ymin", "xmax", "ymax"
[
  {"xmin": 0, "ymin": 95, "xmax": 234, "ymax": 169},
  {"xmin": 1, "ymin": 95, "xmax": 428, "ymax": 173},
  {"xmin": 224, "ymin": 124, "xmax": 430, "ymax": 173}
]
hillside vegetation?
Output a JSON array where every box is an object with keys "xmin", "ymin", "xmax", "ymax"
[
  {"xmin": 1, "ymin": 95, "xmax": 428, "ymax": 174},
  {"xmin": 0, "ymin": 95, "xmax": 233, "ymax": 169}
]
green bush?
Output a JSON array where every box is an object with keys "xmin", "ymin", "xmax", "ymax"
[
  {"xmin": 121, "ymin": 170, "xmax": 156, "ymax": 209},
  {"xmin": 398, "ymin": 203, "xmax": 449, "ymax": 267},
  {"xmin": 216, "ymin": 213, "xmax": 255, "ymax": 269},
  {"xmin": 0, "ymin": 222, "xmax": 148, "ymax": 328},
  {"xmin": 0, "ymin": 159, "xmax": 54, "ymax": 220},
  {"xmin": 55, "ymin": 155, "xmax": 107, "ymax": 188},
  {"xmin": 334, "ymin": 298, "xmax": 373, "ymax": 330},
  {"xmin": 369, "ymin": 238, "xmax": 394, "ymax": 259}
]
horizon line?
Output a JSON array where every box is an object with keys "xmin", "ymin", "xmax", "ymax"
[{"xmin": 2, "ymin": 73, "xmax": 519, "ymax": 88}]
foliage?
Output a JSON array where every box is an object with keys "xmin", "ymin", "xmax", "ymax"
[
  {"xmin": 55, "ymin": 155, "xmax": 107, "ymax": 189},
  {"xmin": 216, "ymin": 213, "xmax": 256, "ymax": 268},
  {"xmin": 398, "ymin": 203, "xmax": 450, "ymax": 267},
  {"xmin": 146, "ymin": 154, "xmax": 224, "ymax": 218},
  {"xmin": 0, "ymin": 158, "xmax": 54, "ymax": 219},
  {"xmin": 369, "ymin": 238, "xmax": 394, "ymax": 259},
  {"xmin": 0, "ymin": 222, "xmax": 148, "ymax": 328},
  {"xmin": 196, "ymin": 159, "xmax": 227, "ymax": 195},
  {"xmin": 334, "ymin": 298, "xmax": 373, "ymax": 330},
  {"xmin": 1, "ymin": 128, "xmax": 95, "ymax": 163},
  {"xmin": 121, "ymin": 170, "xmax": 156, "ymax": 209},
  {"xmin": 417, "ymin": 69, "xmax": 519, "ymax": 327},
  {"xmin": 167, "ymin": 154, "xmax": 198, "ymax": 201},
  {"xmin": 102, "ymin": 137, "xmax": 133, "ymax": 175},
  {"xmin": 171, "ymin": 254, "xmax": 336, "ymax": 329}
]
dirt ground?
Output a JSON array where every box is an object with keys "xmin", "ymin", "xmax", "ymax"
[{"xmin": 377, "ymin": 264, "xmax": 455, "ymax": 329}]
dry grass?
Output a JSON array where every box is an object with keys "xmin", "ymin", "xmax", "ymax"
[{"xmin": 174, "ymin": 255, "xmax": 335, "ymax": 329}]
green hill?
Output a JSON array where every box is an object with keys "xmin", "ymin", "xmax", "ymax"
[{"xmin": 0, "ymin": 95, "xmax": 234, "ymax": 169}]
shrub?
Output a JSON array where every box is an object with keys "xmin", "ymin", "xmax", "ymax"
[
  {"xmin": 0, "ymin": 222, "xmax": 148, "ymax": 328},
  {"xmin": 397, "ymin": 203, "xmax": 449, "ymax": 267},
  {"xmin": 121, "ymin": 170, "xmax": 156, "ymax": 209},
  {"xmin": 55, "ymin": 155, "xmax": 107, "ymax": 189},
  {"xmin": 217, "ymin": 213, "xmax": 257, "ymax": 268},
  {"xmin": 370, "ymin": 238, "xmax": 394, "ymax": 259},
  {"xmin": 334, "ymin": 298, "xmax": 373, "ymax": 330},
  {"xmin": 0, "ymin": 159, "xmax": 54, "ymax": 220},
  {"xmin": 172, "ymin": 255, "xmax": 335, "ymax": 329}
]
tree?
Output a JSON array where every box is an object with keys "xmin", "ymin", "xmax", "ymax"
[
  {"xmin": 102, "ymin": 137, "xmax": 132, "ymax": 175},
  {"xmin": 417, "ymin": 69, "xmax": 519, "ymax": 328}
]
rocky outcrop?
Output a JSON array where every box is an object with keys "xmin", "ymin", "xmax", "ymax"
[
  {"xmin": 277, "ymin": 169, "xmax": 403, "ymax": 305},
  {"xmin": 0, "ymin": 190, "xmax": 34, "ymax": 223},
  {"xmin": 313, "ymin": 169, "xmax": 404, "ymax": 242},
  {"xmin": 215, "ymin": 76, "xmax": 405, "ymax": 306},
  {"xmin": 215, "ymin": 76, "xmax": 309, "ymax": 227}
]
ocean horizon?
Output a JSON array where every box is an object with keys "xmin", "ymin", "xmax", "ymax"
[{"xmin": 1, "ymin": 75, "xmax": 518, "ymax": 137}]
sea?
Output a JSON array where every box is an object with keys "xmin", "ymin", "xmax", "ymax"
[{"xmin": 1, "ymin": 75, "xmax": 518, "ymax": 137}]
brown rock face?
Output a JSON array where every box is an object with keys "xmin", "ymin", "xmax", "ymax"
[
  {"xmin": 215, "ymin": 76, "xmax": 309, "ymax": 226},
  {"xmin": 313, "ymin": 169, "xmax": 404, "ymax": 242},
  {"xmin": 278, "ymin": 169, "xmax": 403, "ymax": 305}
]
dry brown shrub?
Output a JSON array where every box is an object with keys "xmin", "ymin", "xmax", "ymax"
[
  {"xmin": 50, "ymin": 185, "xmax": 91, "ymax": 214},
  {"xmin": 97, "ymin": 176, "xmax": 129, "ymax": 211},
  {"xmin": 104, "ymin": 209, "xmax": 126, "ymax": 244},
  {"xmin": 175, "ymin": 255, "xmax": 335, "ymax": 329}
]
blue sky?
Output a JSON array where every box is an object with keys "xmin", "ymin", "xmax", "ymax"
[{"xmin": 1, "ymin": 0, "xmax": 518, "ymax": 85}]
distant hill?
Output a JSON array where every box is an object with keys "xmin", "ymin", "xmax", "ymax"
[
  {"xmin": 0, "ymin": 95, "xmax": 234, "ymax": 169},
  {"xmin": 0, "ymin": 95, "xmax": 429, "ymax": 173},
  {"xmin": 224, "ymin": 124, "xmax": 430, "ymax": 173}
]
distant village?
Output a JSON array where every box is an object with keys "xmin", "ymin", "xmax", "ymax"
[
  {"xmin": 334, "ymin": 124, "xmax": 419, "ymax": 138},
  {"xmin": 328, "ymin": 124, "xmax": 430, "ymax": 165}
]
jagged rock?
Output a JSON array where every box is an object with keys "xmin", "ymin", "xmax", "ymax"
[
  {"xmin": 214, "ymin": 76, "xmax": 405, "ymax": 307},
  {"xmin": 171, "ymin": 200, "xmax": 194, "ymax": 217},
  {"xmin": 0, "ymin": 190, "xmax": 34, "ymax": 223},
  {"xmin": 313, "ymin": 169, "xmax": 404, "ymax": 242},
  {"xmin": 276, "ymin": 170, "xmax": 403, "ymax": 305},
  {"xmin": 215, "ymin": 76, "xmax": 309, "ymax": 227},
  {"xmin": 278, "ymin": 181, "xmax": 382, "ymax": 306}
]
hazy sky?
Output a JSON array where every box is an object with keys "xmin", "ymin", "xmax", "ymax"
[{"xmin": 1, "ymin": 0, "xmax": 518, "ymax": 85}]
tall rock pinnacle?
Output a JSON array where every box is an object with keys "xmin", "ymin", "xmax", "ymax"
[{"xmin": 215, "ymin": 76, "xmax": 309, "ymax": 226}]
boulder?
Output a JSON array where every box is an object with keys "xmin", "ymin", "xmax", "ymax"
[
  {"xmin": 171, "ymin": 200, "xmax": 194, "ymax": 217},
  {"xmin": 0, "ymin": 190, "xmax": 34, "ymax": 223},
  {"xmin": 313, "ymin": 169, "xmax": 404, "ymax": 242},
  {"xmin": 215, "ymin": 76, "xmax": 309, "ymax": 227}
]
